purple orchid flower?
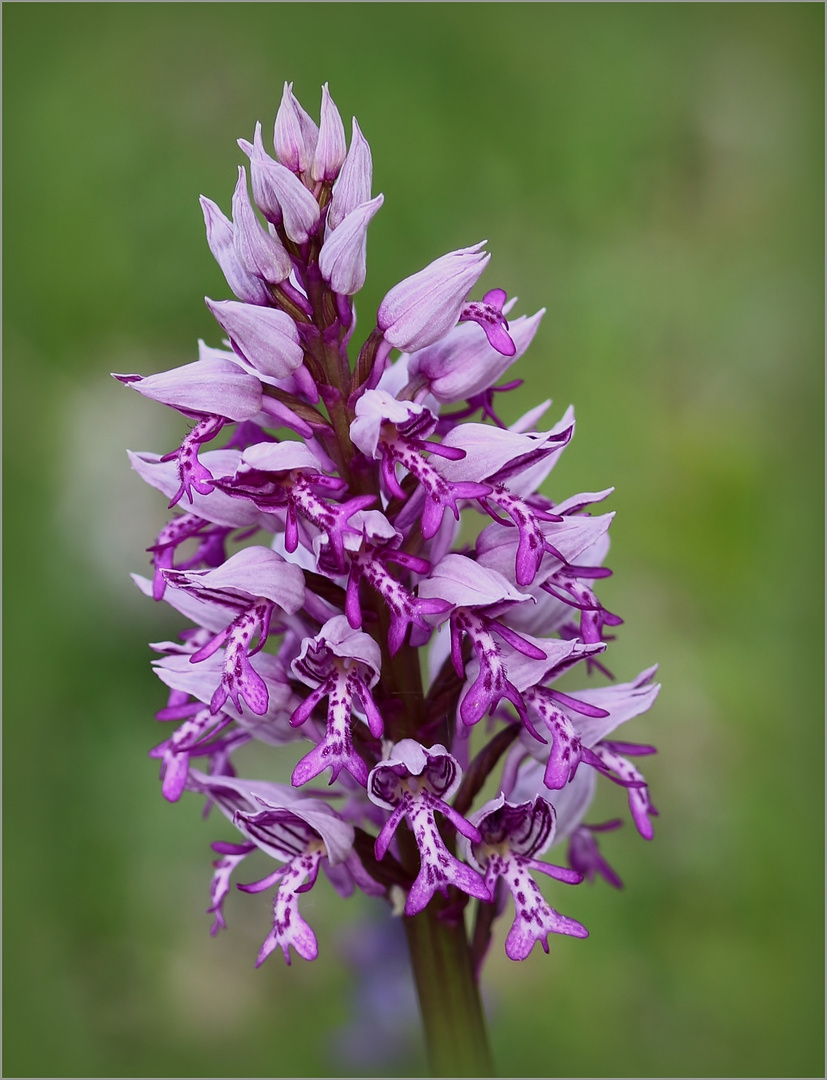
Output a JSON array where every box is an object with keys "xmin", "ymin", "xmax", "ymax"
[
  {"xmin": 505, "ymin": 668, "xmax": 660, "ymax": 839},
  {"xmin": 213, "ymin": 439, "xmax": 375, "ymax": 571},
  {"xmin": 350, "ymin": 390, "xmax": 492, "ymax": 540},
  {"xmin": 461, "ymin": 795, "xmax": 588, "ymax": 961},
  {"xmin": 368, "ymin": 741, "xmax": 489, "ymax": 915},
  {"xmin": 158, "ymin": 547, "xmax": 305, "ymax": 716},
  {"xmin": 187, "ymin": 770, "xmax": 377, "ymax": 964},
  {"xmin": 122, "ymin": 84, "xmax": 661, "ymax": 999},
  {"xmin": 288, "ymin": 616, "xmax": 385, "ymax": 787}
]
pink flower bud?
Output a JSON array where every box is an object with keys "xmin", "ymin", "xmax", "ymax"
[
  {"xmin": 199, "ymin": 195, "xmax": 271, "ymax": 306},
  {"xmin": 231, "ymin": 167, "xmax": 293, "ymax": 285},
  {"xmin": 328, "ymin": 117, "xmax": 373, "ymax": 230},
  {"xmin": 319, "ymin": 195, "xmax": 384, "ymax": 295},
  {"xmin": 205, "ymin": 297, "xmax": 304, "ymax": 380},
  {"xmin": 311, "ymin": 83, "xmax": 347, "ymax": 182},
  {"xmin": 273, "ymin": 81, "xmax": 318, "ymax": 173}
]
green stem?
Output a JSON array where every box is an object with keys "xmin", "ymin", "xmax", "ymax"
[{"xmin": 403, "ymin": 895, "xmax": 496, "ymax": 1077}]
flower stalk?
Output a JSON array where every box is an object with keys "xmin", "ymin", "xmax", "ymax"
[
  {"xmin": 404, "ymin": 900, "xmax": 496, "ymax": 1077},
  {"xmin": 119, "ymin": 82, "xmax": 661, "ymax": 1077}
]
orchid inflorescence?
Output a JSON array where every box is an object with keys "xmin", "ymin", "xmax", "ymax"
[{"xmin": 118, "ymin": 83, "xmax": 660, "ymax": 974}]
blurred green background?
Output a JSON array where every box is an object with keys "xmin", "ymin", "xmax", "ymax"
[{"xmin": 3, "ymin": 4, "xmax": 823, "ymax": 1077}]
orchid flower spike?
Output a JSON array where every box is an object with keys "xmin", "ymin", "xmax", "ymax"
[{"xmin": 120, "ymin": 82, "xmax": 661, "ymax": 1025}]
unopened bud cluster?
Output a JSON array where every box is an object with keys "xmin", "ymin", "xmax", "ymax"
[{"xmin": 118, "ymin": 83, "xmax": 660, "ymax": 970}]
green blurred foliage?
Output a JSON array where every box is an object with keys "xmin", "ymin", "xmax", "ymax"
[{"xmin": 3, "ymin": 4, "xmax": 823, "ymax": 1077}]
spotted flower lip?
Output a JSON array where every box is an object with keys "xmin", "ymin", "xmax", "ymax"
[
  {"xmin": 150, "ymin": 549, "xmax": 308, "ymax": 717},
  {"xmin": 505, "ymin": 667, "xmax": 660, "ymax": 838},
  {"xmin": 151, "ymin": 651, "xmax": 302, "ymax": 741},
  {"xmin": 287, "ymin": 616, "xmax": 385, "ymax": 787},
  {"xmin": 186, "ymin": 769, "xmax": 368, "ymax": 966},
  {"xmin": 495, "ymin": 530, "xmax": 613, "ymax": 638},
  {"xmin": 349, "ymin": 388, "xmax": 492, "ymax": 542}
]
